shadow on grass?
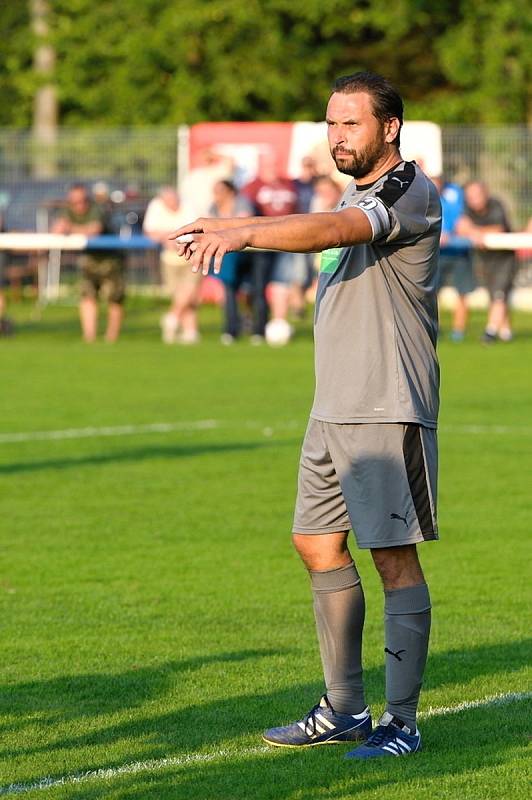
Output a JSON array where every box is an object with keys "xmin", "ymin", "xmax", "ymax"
[
  {"xmin": 2, "ymin": 695, "xmax": 530, "ymax": 799},
  {"xmin": 1, "ymin": 639, "xmax": 529, "ymax": 770},
  {"xmin": 0, "ymin": 437, "xmax": 298, "ymax": 475},
  {"xmin": 0, "ymin": 651, "xmax": 281, "ymax": 726}
]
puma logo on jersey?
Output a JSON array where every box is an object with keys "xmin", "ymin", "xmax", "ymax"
[
  {"xmin": 390, "ymin": 512, "xmax": 408, "ymax": 527},
  {"xmin": 390, "ymin": 176, "xmax": 409, "ymax": 188}
]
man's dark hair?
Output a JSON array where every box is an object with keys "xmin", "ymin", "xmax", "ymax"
[
  {"xmin": 332, "ymin": 71, "xmax": 403, "ymax": 146},
  {"xmin": 219, "ymin": 179, "xmax": 237, "ymax": 194}
]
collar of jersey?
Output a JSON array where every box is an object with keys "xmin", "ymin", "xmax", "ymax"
[{"xmin": 354, "ymin": 160, "xmax": 407, "ymax": 191}]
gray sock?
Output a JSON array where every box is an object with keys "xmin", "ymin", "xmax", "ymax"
[
  {"xmin": 310, "ymin": 561, "xmax": 366, "ymax": 715},
  {"xmin": 384, "ymin": 582, "xmax": 431, "ymax": 730}
]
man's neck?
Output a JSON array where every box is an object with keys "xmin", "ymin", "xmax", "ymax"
[{"xmin": 356, "ymin": 148, "xmax": 402, "ymax": 186}]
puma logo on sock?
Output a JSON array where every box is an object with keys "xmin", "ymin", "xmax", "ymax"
[
  {"xmin": 390, "ymin": 512, "xmax": 408, "ymax": 527},
  {"xmin": 385, "ymin": 647, "xmax": 406, "ymax": 661}
]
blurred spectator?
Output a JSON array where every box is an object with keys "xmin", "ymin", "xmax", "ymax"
[
  {"xmin": 457, "ymin": 181, "xmax": 515, "ymax": 343},
  {"xmin": 180, "ymin": 149, "xmax": 234, "ymax": 218},
  {"xmin": 0, "ymin": 205, "xmax": 13, "ymax": 336},
  {"xmin": 209, "ymin": 180, "xmax": 253, "ymax": 343},
  {"xmin": 294, "ymin": 156, "xmax": 318, "ymax": 214},
  {"xmin": 432, "ymin": 176, "xmax": 476, "ymax": 342},
  {"xmin": 310, "ymin": 175, "xmax": 343, "ymax": 213},
  {"xmin": 305, "ymin": 176, "xmax": 345, "ymax": 299},
  {"xmin": 143, "ymin": 187, "xmax": 202, "ymax": 344},
  {"xmin": 0, "ymin": 283, "xmax": 12, "ymax": 336},
  {"xmin": 92, "ymin": 181, "xmax": 111, "ymax": 211},
  {"xmin": 242, "ymin": 154, "xmax": 299, "ymax": 341},
  {"xmin": 290, "ymin": 157, "xmax": 319, "ymax": 318},
  {"xmin": 52, "ymin": 184, "xmax": 126, "ymax": 343}
]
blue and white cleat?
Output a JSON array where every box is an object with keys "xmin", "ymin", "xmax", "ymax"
[
  {"xmin": 263, "ymin": 695, "xmax": 372, "ymax": 748},
  {"xmin": 345, "ymin": 711, "xmax": 421, "ymax": 759}
]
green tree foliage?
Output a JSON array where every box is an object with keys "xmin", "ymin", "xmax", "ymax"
[
  {"xmin": 2, "ymin": 0, "xmax": 530, "ymax": 126},
  {"xmin": 0, "ymin": 4, "xmax": 34, "ymax": 126}
]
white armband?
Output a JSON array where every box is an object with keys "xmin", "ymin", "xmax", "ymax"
[{"xmin": 354, "ymin": 196, "xmax": 392, "ymax": 241}]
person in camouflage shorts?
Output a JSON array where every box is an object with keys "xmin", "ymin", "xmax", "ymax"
[{"xmin": 52, "ymin": 184, "xmax": 126, "ymax": 342}]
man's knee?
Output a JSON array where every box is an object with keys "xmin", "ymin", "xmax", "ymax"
[
  {"xmin": 371, "ymin": 544, "xmax": 425, "ymax": 590},
  {"xmin": 292, "ymin": 531, "xmax": 351, "ymax": 572}
]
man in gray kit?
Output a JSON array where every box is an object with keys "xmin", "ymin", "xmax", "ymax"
[{"xmin": 172, "ymin": 72, "xmax": 441, "ymax": 759}]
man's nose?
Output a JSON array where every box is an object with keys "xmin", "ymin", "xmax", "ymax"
[{"xmin": 330, "ymin": 128, "xmax": 345, "ymax": 146}]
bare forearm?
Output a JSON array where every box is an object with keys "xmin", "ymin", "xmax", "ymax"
[
  {"xmin": 243, "ymin": 211, "xmax": 372, "ymax": 253},
  {"xmin": 207, "ymin": 215, "xmax": 292, "ymax": 231},
  {"xmin": 171, "ymin": 207, "xmax": 372, "ymax": 274}
]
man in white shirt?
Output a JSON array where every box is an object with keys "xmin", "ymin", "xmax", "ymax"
[{"xmin": 143, "ymin": 187, "xmax": 202, "ymax": 344}]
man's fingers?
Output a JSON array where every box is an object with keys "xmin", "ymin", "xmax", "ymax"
[
  {"xmin": 212, "ymin": 245, "xmax": 227, "ymax": 275},
  {"xmin": 199, "ymin": 241, "xmax": 220, "ymax": 276},
  {"xmin": 168, "ymin": 219, "xmax": 205, "ymax": 241}
]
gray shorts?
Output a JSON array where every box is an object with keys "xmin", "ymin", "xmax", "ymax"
[{"xmin": 293, "ymin": 419, "xmax": 438, "ymax": 549}]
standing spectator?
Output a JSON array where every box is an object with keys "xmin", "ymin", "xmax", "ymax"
[
  {"xmin": 0, "ymin": 204, "xmax": 13, "ymax": 336},
  {"xmin": 52, "ymin": 184, "xmax": 125, "ymax": 343},
  {"xmin": 143, "ymin": 187, "xmax": 202, "ymax": 344},
  {"xmin": 457, "ymin": 181, "xmax": 515, "ymax": 343},
  {"xmin": 306, "ymin": 176, "xmax": 344, "ymax": 298},
  {"xmin": 291, "ymin": 156, "xmax": 319, "ymax": 317},
  {"xmin": 242, "ymin": 154, "xmax": 298, "ymax": 341},
  {"xmin": 432, "ymin": 176, "xmax": 476, "ymax": 341},
  {"xmin": 0, "ymin": 280, "xmax": 12, "ymax": 336},
  {"xmin": 209, "ymin": 180, "xmax": 253, "ymax": 343},
  {"xmin": 294, "ymin": 156, "xmax": 318, "ymax": 214},
  {"xmin": 310, "ymin": 175, "xmax": 343, "ymax": 213},
  {"xmin": 180, "ymin": 149, "xmax": 234, "ymax": 218}
]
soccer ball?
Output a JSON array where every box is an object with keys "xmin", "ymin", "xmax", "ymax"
[{"xmin": 265, "ymin": 318, "xmax": 293, "ymax": 347}]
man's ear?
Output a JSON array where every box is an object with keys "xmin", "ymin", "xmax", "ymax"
[{"xmin": 384, "ymin": 117, "xmax": 400, "ymax": 144}]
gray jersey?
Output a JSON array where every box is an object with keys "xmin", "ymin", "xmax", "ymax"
[{"xmin": 311, "ymin": 161, "xmax": 441, "ymax": 428}]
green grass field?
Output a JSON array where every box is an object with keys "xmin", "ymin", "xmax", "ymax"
[{"xmin": 0, "ymin": 300, "xmax": 530, "ymax": 799}]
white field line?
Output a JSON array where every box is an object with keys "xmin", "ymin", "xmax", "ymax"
[
  {"xmin": 0, "ymin": 420, "xmax": 221, "ymax": 444},
  {"xmin": 0, "ymin": 420, "xmax": 530, "ymax": 446},
  {"xmin": 0, "ymin": 691, "xmax": 529, "ymax": 797},
  {"xmin": 440, "ymin": 424, "xmax": 532, "ymax": 436}
]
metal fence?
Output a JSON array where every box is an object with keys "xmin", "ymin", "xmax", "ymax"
[
  {"xmin": 0, "ymin": 124, "xmax": 530, "ymax": 229},
  {"xmin": 442, "ymin": 126, "xmax": 531, "ymax": 228},
  {"xmin": 0, "ymin": 128, "xmax": 179, "ymax": 232},
  {"xmin": 0, "ymin": 125, "xmax": 529, "ymax": 296}
]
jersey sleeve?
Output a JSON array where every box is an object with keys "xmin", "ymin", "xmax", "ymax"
[
  {"xmin": 351, "ymin": 163, "xmax": 434, "ymax": 244},
  {"xmin": 376, "ymin": 164, "xmax": 432, "ymax": 243}
]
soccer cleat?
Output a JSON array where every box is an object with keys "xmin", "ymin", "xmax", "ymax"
[
  {"xmin": 345, "ymin": 711, "xmax": 421, "ymax": 759},
  {"xmin": 262, "ymin": 695, "xmax": 372, "ymax": 748}
]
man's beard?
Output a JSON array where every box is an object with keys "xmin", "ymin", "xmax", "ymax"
[{"xmin": 332, "ymin": 132, "xmax": 387, "ymax": 179}]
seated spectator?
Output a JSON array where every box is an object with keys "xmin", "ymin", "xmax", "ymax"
[
  {"xmin": 456, "ymin": 181, "xmax": 515, "ymax": 343},
  {"xmin": 209, "ymin": 180, "xmax": 253, "ymax": 344},
  {"xmin": 52, "ymin": 184, "xmax": 126, "ymax": 343},
  {"xmin": 143, "ymin": 187, "xmax": 202, "ymax": 344},
  {"xmin": 432, "ymin": 176, "xmax": 476, "ymax": 342}
]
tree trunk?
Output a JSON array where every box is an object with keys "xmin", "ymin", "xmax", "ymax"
[{"xmin": 32, "ymin": 0, "xmax": 58, "ymax": 177}]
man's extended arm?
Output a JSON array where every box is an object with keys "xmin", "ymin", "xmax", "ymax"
[{"xmin": 171, "ymin": 208, "xmax": 374, "ymax": 275}]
